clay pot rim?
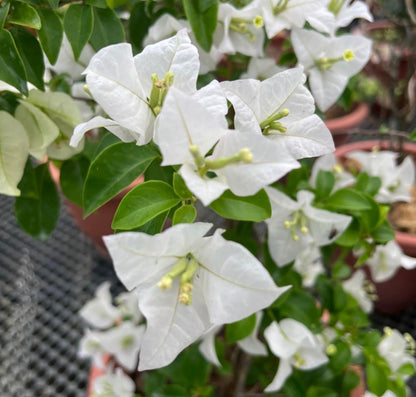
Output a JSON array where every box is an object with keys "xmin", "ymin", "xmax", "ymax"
[
  {"xmin": 334, "ymin": 139, "xmax": 416, "ymax": 244},
  {"xmin": 324, "ymin": 103, "xmax": 369, "ymax": 134}
]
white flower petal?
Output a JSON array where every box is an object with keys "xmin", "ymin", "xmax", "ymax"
[
  {"xmin": 265, "ymin": 358, "xmax": 292, "ymax": 392},
  {"xmin": 237, "ymin": 312, "xmax": 267, "ymax": 356},
  {"xmin": 199, "ymin": 325, "xmax": 222, "ymax": 366}
]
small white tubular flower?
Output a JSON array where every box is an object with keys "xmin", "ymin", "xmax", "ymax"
[
  {"xmin": 310, "ymin": 153, "xmax": 355, "ymax": 194},
  {"xmin": 346, "ymin": 150, "xmax": 415, "ymax": 203},
  {"xmin": 79, "ymin": 282, "xmax": 120, "ymax": 329},
  {"xmin": 366, "ymin": 240, "xmax": 416, "ymax": 283},
  {"xmin": 241, "ymin": 57, "xmax": 285, "ymax": 80},
  {"xmin": 291, "ymin": 29, "xmax": 372, "ymax": 112},
  {"xmin": 326, "ymin": 0, "xmax": 373, "ymax": 33},
  {"xmin": 237, "ymin": 311, "xmax": 268, "ymax": 356},
  {"xmin": 99, "ymin": 322, "xmax": 145, "ymax": 372},
  {"xmin": 378, "ymin": 328, "xmax": 416, "ymax": 375},
  {"xmin": 71, "ymin": 30, "xmax": 200, "ymax": 147},
  {"xmin": 264, "ymin": 319, "xmax": 329, "ymax": 392},
  {"xmin": 214, "ymin": 1, "xmax": 265, "ymax": 57},
  {"xmin": 259, "ymin": 0, "xmax": 328, "ymax": 39},
  {"xmin": 293, "ymin": 244, "xmax": 324, "ymax": 288},
  {"xmin": 199, "ymin": 325, "xmax": 223, "ymax": 367},
  {"xmin": 221, "ymin": 68, "xmax": 334, "ymax": 160},
  {"xmin": 143, "ymin": 14, "xmax": 222, "ymax": 74},
  {"xmin": 93, "ymin": 368, "xmax": 135, "ymax": 397},
  {"xmin": 211, "ymin": 131, "xmax": 300, "ymax": 197},
  {"xmin": 342, "ymin": 270, "xmax": 374, "ymax": 313},
  {"xmin": 266, "ymin": 188, "xmax": 351, "ymax": 266},
  {"xmin": 103, "ymin": 223, "xmax": 288, "ymax": 371}
]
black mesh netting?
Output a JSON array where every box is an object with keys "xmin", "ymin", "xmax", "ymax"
[{"xmin": 0, "ymin": 194, "xmax": 415, "ymax": 397}]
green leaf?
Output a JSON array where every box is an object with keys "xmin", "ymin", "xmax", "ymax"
[
  {"xmin": 225, "ymin": 314, "xmax": 256, "ymax": 344},
  {"xmin": 0, "ymin": 3, "xmax": 10, "ymax": 30},
  {"xmin": 366, "ymin": 362, "xmax": 388, "ymax": 396},
  {"xmin": 37, "ymin": 8, "xmax": 63, "ymax": 65},
  {"xmin": 0, "ymin": 29, "xmax": 27, "ymax": 94},
  {"xmin": 329, "ymin": 340, "xmax": 351, "ymax": 373},
  {"xmin": 372, "ymin": 220, "xmax": 395, "ymax": 244},
  {"xmin": 172, "ymin": 205, "xmax": 196, "ymax": 225},
  {"xmin": 47, "ymin": 0, "xmax": 59, "ymax": 8},
  {"xmin": 15, "ymin": 162, "xmax": 60, "ymax": 240},
  {"xmin": 145, "ymin": 157, "xmax": 174, "ymax": 184},
  {"xmin": 63, "ymin": 4, "xmax": 93, "ymax": 61},
  {"xmin": 397, "ymin": 362, "xmax": 415, "ymax": 376},
  {"xmin": 332, "ymin": 262, "xmax": 351, "ymax": 280},
  {"xmin": 355, "ymin": 172, "xmax": 381, "ymax": 197},
  {"xmin": 106, "ymin": 0, "xmax": 130, "ymax": 8},
  {"xmin": 89, "ymin": 7, "xmax": 125, "ymax": 52},
  {"xmin": 0, "ymin": 111, "xmax": 29, "ymax": 196},
  {"xmin": 182, "ymin": 0, "xmax": 219, "ymax": 51},
  {"xmin": 210, "ymin": 189, "xmax": 271, "ymax": 222},
  {"xmin": 130, "ymin": 210, "xmax": 168, "ymax": 235},
  {"xmin": 83, "ymin": 142, "xmax": 158, "ymax": 216},
  {"xmin": 409, "ymin": 128, "xmax": 416, "ymax": 142},
  {"xmin": 129, "ymin": 1, "xmax": 154, "ymax": 51},
  {"xmin": 60, "ymin": 156, "xmax": 90, "ymax": 206},
  {"xmin": 325, "ymin": 188, "xmax": 371, "ymax": 211},
  {"xmin": 112, "ymin": 181, "xmax": 181, "ymax": 230},
  {"xmin": 315, "ymin": 170, "xmax": 335, "ymax": 200},
  {"xmin": 306, "ymin": 386, "xmax": 337, "ymax": 397},
  {"xmin": 341, "ymin": 369, "xmax": 361, "ymax": 395},
  {"xmin": 92, "ymin": 132, "xmax": 120, "ymax": 159},
  {"xmin": 335, "ymin": 218, "xmax": 360, "ymax": 247},
  {"xmin": 85, "ymin": 0, "xmax": 108, "ymax": 7},
  {"xmin": 173, "ymin": 173, "xmax": 192, "ymax": 199},
  {"xmin": 8, "ymin": 1, "xmax": 41, "ymax": 30},
  {"xmin": 10, "ymin": 26, "xmax": 45, "ymax": 90}
]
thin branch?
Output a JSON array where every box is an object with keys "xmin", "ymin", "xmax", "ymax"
[{"xmin": 405, "ymin": 0, "xmax": 416, "ymax": 25}]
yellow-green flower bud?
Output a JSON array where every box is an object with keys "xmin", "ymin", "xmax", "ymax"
[{"xmin": 343, "ymin": 49, "xmax": 355, "ymax": 62}]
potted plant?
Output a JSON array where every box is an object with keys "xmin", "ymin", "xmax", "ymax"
[{"xmin": 1, "ymin": 0, "xmax": 416, "ymax": 396}]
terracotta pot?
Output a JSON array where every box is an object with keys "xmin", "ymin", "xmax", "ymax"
[
  {"xmin": 335, "ymin": 140, "xmax": 416, "ymax": 313},
  {"xmin": 49, "ymin": 164, "xmax": 143, "ymax": 256},
  {"xmin": 324, "ymin": 103, "xmax": 370, "ymax": 147}
]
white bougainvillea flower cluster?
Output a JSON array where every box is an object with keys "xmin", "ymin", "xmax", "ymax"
[
  {"xmin": 241, "ymin": 57, "xmax": 285, "ymax": 80},
  {"xmin": 92, "ymin": 367, "xmax": 136, "ymax": 397},
  {"xmin": 103, "ymin": 222, "xmax": 289, "ymax": 370},
  {"xmin": 293, "ymin": 244, "xmax": 325, "ymax": 288},
  {"xmin": 266, "ymin": 188, "xmax": 351, "ymax": 266},
  {"xmin": 79, "ymin": 283, "xmax": 145, "ymax": 372},
  {"xmin": 365, "ymin": 240, "xmax": 416, "ymax": 283},
  {"xmin": 342, "ymin": 269, "xmax": 375, "ymax": 313},
  {"xmin": 264, "ymin": 318, "xmax": 329, "ymax": 392},
  {"xmin": 346, "ymin": 149, "xmax": 416, "ymax": 203}
]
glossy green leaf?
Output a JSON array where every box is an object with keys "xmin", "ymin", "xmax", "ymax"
[
  {"xmin": 63, "ymin": 4, "xmax": 93, "ymax": 61},
  {"xmin": 8, "ymin": 1, "xmax": 41, "ymax": 30},
  {"xmin": 210, "ymin": 189, "xmax": 271, "ymax": 222},
  {"xmin": 106, "ymin": 0, "xmax": 130, "ymax": 8},
  {"xmin": 37, "ymin": 8, "xmax": 63, "ymax": 65},
  {"xmin": 355, "ymin": 172, "xmax": 381, "ymax": 197},
  {"xmin": 47, "ymin": 0, "xmax": 59, "ymax": 8},
  {"xmin": 85, "ymin": 0, "xmax": 107, "ymax": 7},
  {"xmin": 172, "ymin": 205, "xmax": 196, "ymax": 225},
  {"xmin": 0, "ymin": 29, "xmax": 27, "ymax": 94},
  {"xmin": 129, "ymin": 1, "xmax": 154, "ymax": 51},
  {"xmin": 325, "ymin": 189, "xmax": 371, "ymax": 211},
  {"xmin": 173, "ymin": 173, "xmax": 193, "ymax": 199},
  {"xmin": 372, "ymin": 220, "xmax": 395, "ymax": 244},
  {"xmin": 0, "ymin": 111, "xmax": 29, "ymax": 196},
  {"xmin": 366, "ymin": 362, "xmax": 388, "ymax": 396},
  {"xmin": 332, "ymin": 262, "xmax": 351, "ymax": 280},
  {"xmin": 10, "ymin": 26, "xmax": 45, "ymax": 90},
  {"xmin": 182, "ymin": 0, "xmax": 219, "ymax": 51},
  {"xmin": 225, "ymin": 314, "xmax": 256, "ymax": 344},
  {"xmin": 15, "ymin": 162, "xmax": 60, "ymax": 240},
  {"xmin": 89, "ymin": 7, "xmax": 125, "ymax": 52},
  {"xmin": 112, "ymin": 181, "xmax": 181, "ymax": 230},
  {"xmin": 83, "ymin": 142, "xmax": 158, "ymax": 216},
  {"xmin": 60, "ymin": 156, "xmax": 90, "ymax": 206},
  {"xmin": 130, "ymin": 210, "xmax": 168, "ymax": 235},
  {"xmin": 315, "ymin": 170, "xmax": 335, "ymax": 200},
  {"xmin": 335, "ymin": 218, "xmax": 360, "ymax": 247},
  {"xmin": 397, "ymin": 362, "xmax": 416, "ymax": 376},
  {"xmin": 0, "ymin": 3, "xmax": 10, "ymax": 29},
  {"xmin": 306, "ymin": 386, "xmax": 337, "ymax": 397}
]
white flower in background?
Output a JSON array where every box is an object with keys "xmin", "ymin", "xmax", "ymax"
[
  {"xmin": 378, "ymin": 328, "xmax": 416, "ymax": 375},
  {"xmin": 325, "ymin": 0, "xmax": 373, "ymax": 34},
  {"xmin": 93, "ymin": 368, "xmax": 135, "ymax": 397},
  {"xmin": 214, "ymin": 1, "xmax": 265, "ymax": 57},
  {"xmin": 291, "ymin": 29, "xmax": 372, "ymax": 112},
  {"xmin": 143, "ymin": 14, "xmax": 222, "ymax": 74},
  {"xmin": 259, "ymin": 0, "xmax": 329, "ymax": 38},
  {"xmin": 70, "ymin": 29, "xmax": 199, "ymax": 147},
  {"xmin": 99, "ymin": 322, "xmax": 145, "ymax": 372},
  {"xmin": 116, "ymin": 291, "xmax": 142, "ymax": 325},
  {"xmin": 221, "ymin": 67, "xmax": 334, "ymax": 160},
  {"xmin": 342, "ymin": 270, "xmax": 374, "ymax": 313},
  {"xmin": 46, "ymin": 34, "xmax": 95, "ymax": 81},
  {"xmin": 365, "ymin": 240, "xmax": 416, "ymax": 283},
  {"xmin": 266, "ymin": 188, "xmax": 351, "ymax": 266},
  {"xmin": 293, "ymin": 244, "xmax": 324, "ymax": 288},
  {"xmin": 346, "ymin": 150, "xmax": 415, "ymax": 203},
  {"xmin": 310, "ymin": 153, "xmax": 355, "ymax": 194},
  {"xmin": 80, "ymin": 282, "xmax": 120, "ymax": 329},
  {"xmin": 241, "ymin": 57, "xmax": 285, "ymax": 80},
  {"xmin": 264, "ymin": 319, "xmax": 329, "ymax": 392},
  {"xmin": 79, "ymin": 329, "xmax": 107, "ymax": 368},
  {"xmin": 104, "ymin": 223, "xmax": 289, "ymax": 371}
]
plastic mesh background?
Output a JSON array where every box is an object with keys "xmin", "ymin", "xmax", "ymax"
[{"xmin": 0, "ymin": 194, "xmax": 415, "ymax": 397}]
